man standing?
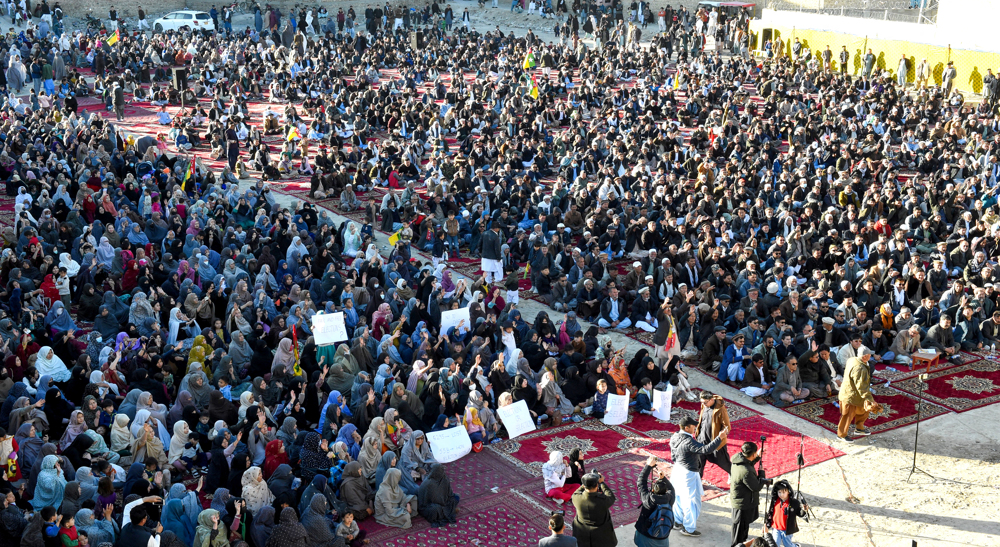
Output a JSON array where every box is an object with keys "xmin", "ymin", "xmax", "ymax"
[
  {"xmin": 671, "ymin": 416, "xmax": 728, "ymax": 538},
  {"xmin": 916, "ymin": 58, "xmax": 930, "ymax": 89},
  {"xmin": 897, "ymin": 54, "xmax": 909, "ymax": 88},
  {"xmin": 730, "ymin": 441, "xmax": 769, "ymax": 546},
  {"xmin": 137, "ymin": 6, "xmax": 148, "ymax": 31},
  {"xmin": 942, "ymin": 61, "xmax": 957, "ymax": 97},
  {"xmin": 571, "ymin": 473, "xmax": 617, "ymax": 547},
  {"xmin": 538, "ymin": 512, "xmax": 577, "ymax": 547},
  {"xmin": 634, "ymin": 455, "xmax": 675, "ymax": 546},
  {"xmin": 113, "ymin": 81, "xmax": 125, "ymax": 122},
  {"xmin": 480, "ymin": 221, "xmax": 503, "ymax": 284},
  {"xmin": 862, "ymin": 48, "xmax": 875, "ymax": 78},
  {"xmin": 697, "ymin": 391, "xmax": 732, "ymax": 475},
  {"xmin": 839, "ymin": 45, "xmax": 849, "ymax": 75},
  {"xmin": 837, "ymin": 350, "xmax": 880, "ymax": 442},
  {"xmin": 225, "ymin": 121, "xmax": 240, "ymax": 171}
]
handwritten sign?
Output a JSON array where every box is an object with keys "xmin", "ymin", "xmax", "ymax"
[
  {"xmin": 312, "ymin": 312, "xmax": 348, "ymax": 346},
  {"xmin": 426, "ymin": 425, "xmax": 472, "ymax": 463},
  {"xmin": 440, "ymin": 308, "xmax": 471, "ymax": 337},
  {"xmin": 603, "ymin": 389, "xmax": 630, "ymax": 425},
  {"xmin": 496, "ymin": 399, "xmax": 536, "ymax": 439},
  {"xmin": 652, "ymin": 385, "xmax": 674, "ymax": 422}
]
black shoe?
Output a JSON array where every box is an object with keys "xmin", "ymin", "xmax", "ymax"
[
  {"xmin": 839, "ymin": 435, "xmax": 854, "ymax": 443},
  {"xmin": 672, "ymin": 523, "xmax": 682, "ymax": 530},
  {"xmin": 679, "ymin": 529, "xmax": 701, "ymax": 537}
]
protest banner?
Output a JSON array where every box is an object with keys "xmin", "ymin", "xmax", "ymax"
[
  {"xmin": 603, "ymin": 389, "xmax": 630, "ymax": 425},
  {"xmin": 440, "ymin": 308, "xmax": 471, "ymax": 336},
  {"xmin": 312, "ymin": 312, "xmax": 348, "ymax": 346},
  {"xmin": 496, "ymin": 399, "xmax": 536, "ymax": 439},
  {"xmin": 652, "ymin": 385, "xmax": 674, "ymax": 422},
  {"xmin": 426, "ymin": 425, "xmax": 473, "ymax": 463}
]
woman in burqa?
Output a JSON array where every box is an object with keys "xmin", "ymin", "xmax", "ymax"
[
  {"xmin": 300, "ymin": 494, "xmax": 341, "ymax": 547},
  {"xmin": 267, "ymin": 463, "xmax": 295, "ymax": 500},
  {"xmin": 340, "ymin": 461, "xmax": 374, "ymax": 521},
  {"xmin": 417, "ymin": 464, "xmax": 459, "ymax": 527},
  {"xmin": 77, "ymin": 284, "xmax": 103, "ymax": 321},
  {"xmin": 93, "ymin": 305, "xmax": 122, "ymax": 340},
  {"xmin": 169, "ymin": 482, "xmax": 203, "ymax": 525},
  {"xmin": 509, "ymin": 374, "xmax": 546, "ymax": 420},
  {"xmin": 27, "ymin": 443, "xmax": 74, "ymax": 495},
  {"xmin": 227, "ymin": 451, "xmax": 252, "ymax": 496},
  {"xmin": 265, "ymin": 506, "xmax": 309, "ymax": 547},
  {"xmin": 520, "ymin": 330, "xmax": 547, "ymax": 372}
]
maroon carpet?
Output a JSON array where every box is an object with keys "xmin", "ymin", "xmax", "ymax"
[
  {"xmin": 783, "ymin": 383, "xmax": 950, "ymax": 435},
  {"xmin": 891, "ymin": 359, "xmax": 1000, "ymax": 413}
]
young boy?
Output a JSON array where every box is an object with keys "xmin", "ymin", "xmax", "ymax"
[
  {"xmin": 39, "ymin": 507, "xmax": 60, "ymax": 545},
  {"xmin": 765, "ymin": 480, "xmax": 809, "ymax": 547},
  {"xmin": 58, "ymin": 512, "xmax": 79, "ymax": 547},
  {"xmin": 635, "ymin": 377, "xmax": 654, "ymax": 414},
  {"xmin": 590, "ymin": 379, "xmax": 609, "ymax": 419},
  {"xmin": 336, "ymin": 512, "xmax": 369, "ymax": 546},
  {"xmin": 217, "ymin": 376, "xmax": 232, "ymax": 401},
  {"xmin": 98, "ymin": 399, "xmax": 116, "ymax": 433}
]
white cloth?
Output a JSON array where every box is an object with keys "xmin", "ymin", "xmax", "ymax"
[
  {"xmin": 670, "ymin": 463, "xmax": 704, "ymax": 533},
  {"xmin": 481, "ymin": 258, "xmax": 504, "ymax": 283}
]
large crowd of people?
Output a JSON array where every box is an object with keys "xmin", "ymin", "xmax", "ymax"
[{"xmin": 0, "ymin": 0, "xmax": 993, "ymax": 546}]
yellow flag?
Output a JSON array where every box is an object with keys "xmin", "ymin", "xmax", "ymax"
[
  {"xmin": 286, "ymin": 127, "xmax": 301, "ymax": 142},
  {"xmin": 388, "ymin": 230, "xmax": 402, "ymax": 246},
  {"xmin": 529, "ymin": 75, "xmax": 539, "ymax": 100},
  {"xmin": 107, "ymin": 29, "xmax": 119, "ymax": 45},
  {"xmin": 523, "ymin": 49, "xmax": 536, "ymax": 70}
]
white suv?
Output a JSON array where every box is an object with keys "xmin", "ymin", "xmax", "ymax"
[{"xmin": 153, "ymin": 11, "xmax": 216, "ymax": 33}]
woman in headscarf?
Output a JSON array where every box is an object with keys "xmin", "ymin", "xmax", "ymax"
[
  {"xmin": 130, "ymin": 414, "xmax": 169, "ymax": 469},
  {"xmin": 262, "ymin": 439, "xmax": 289, "ymax": 480},
  {"xmin": 228, "ymin": 331, "xmax": 254, "ymax": 372},
  {"xmin": 374, "ymin": 468, "xmax": 418, "ymax": 529},
  {"xmin": 271, "ymin": 338, "xmax": 297, "ymax": 376},
  {"xmin": 417, "ymin": 464, "xmax": 460, "ymax": 527},
  {"xmin": 109, "ymin": 413, "xmax": 134, "ymax": 457},
  {"xmin": 250, "ymin": 505, "xmax": 276, "ymax": 547},
  {"xmin": 374, "ymin": 450, "xmax": 419, "ymax": 496},
  {"xmin": 266, "ymin": 506, "xmax": 309, "ymax": 547},
  {"xmin": 382, "ymin": 408, "xmax": 411, "ymax": 454},
  {"xmin": 539, "ymin": 369, "xmax": 576, "ymax": 427},
  {"xmin": 34, "ymin": 346, "xmax": 71, "ymax": 382},
  {"xmin": 399, "ymin": 431, "xmax": 437, "ymax": 482},
  {"xmin": 192, "ymin": 509, "xmax": 229, "ymax": 547},
  {"xmin": 60, "ymin": 481, "xmax": 84, "ymax": 516},
  {"xmin": 357, "ymin": 435, "xmax": 382, "ymax": 483},
  {"xmin": 31, "ymin": 454, "xmax": 68, "ymax": 510},
  {"xmin": 45, "ymin": 301, "xmax": 78, "ymax": 334},
  {"xmin": 241, "ymin": 466, "xmax": 275, "ymax": 515},
  {"xmin": 162, "ymin": 496, "xmax": 196, "ymax": 546},
  {"xmin": 180, "ymin": 365, "xmax": 213, "ymax": 410},
  {"xmin": 77, "ymin": 284, "xmax": 104, "ymax": 321},
  {"xmin": 74, "ymin": 508, "xmax": 116, "ymax": 546},
  {"xmin": 334, "ymin": 423, "xmax": 361, "ymax": 461},
  {"xmin": 59, "ymin": 409, "xmax": 89, "ymax": 451},
  {"xmin": 298, "ymin": 432, "xmax": 331, "ymax": 483},
  {"xmin": 266, "ymin": 463, "xmax": 295, "ymax": 501},
  {"xmin": 300, "ymin": 494, "xmax": 341, "ymax": 547},
  {"xmin": 75, "ymin": 466, "xmax": 99, "ymax": 503},
  {"xmin": 340, "ymin": 460, "xmax": 374, "ymax": 521}
]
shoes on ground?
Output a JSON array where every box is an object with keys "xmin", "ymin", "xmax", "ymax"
[{"xmin": 679, "ymin": 529, "xmax": 701, "ymax": 537}]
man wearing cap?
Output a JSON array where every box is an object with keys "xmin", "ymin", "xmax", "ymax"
[
  {"xmin": 701, "ymin": 326, "xmax": 728, "ymax": 372},
  {"xmin": 630, "ymin": 287, "xmax": 659, "ymax": 333},
  {"xmin": 480, "ymin": 221, "xmax": 504, "ymax": 284},
  {"xmin": 838, "ymin": 352, "xmax": 879, "ymax": 441},
  {"xmin": 719, "ymin": 333, "xmax": 752, "ymax": 383},
  {"xmin": 570, "ymin": 472, "xmax": 617, "ymax": 547},
  {"xmin": 623, "ymin": 261, "xmax": 646, "ymax": 301},
  {"xmin": 697, "ymin": 391, "xmax": 732, "ymax": 475},
  {"xmin": 740, "ymin": 286, "xmax": 767, "ymax": 319},
  {"xmin": 670, "ymin": 415, "xmax": 728, "ymax": 537}
]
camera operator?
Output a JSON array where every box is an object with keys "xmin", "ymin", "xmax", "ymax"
[
  {"xmin": 730, "ymin": 441, "xmax": 771, "ymax": 547},
  {"xmin": 571, "ymin": 472, "xmax": 617, "ymax": 547}
]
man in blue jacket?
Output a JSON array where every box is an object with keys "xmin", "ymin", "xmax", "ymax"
[{"xmin": 719, "ymin": 333, "xmax": 752, "ymax": 383}]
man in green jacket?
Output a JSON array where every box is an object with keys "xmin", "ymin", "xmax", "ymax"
[
  {"xmin": 571, "ymin": 472, "xmax": 617, "ymax": 547},
  {"xmin": 730, "ymin": 441, "xmax": 769, "ymax": 547}
]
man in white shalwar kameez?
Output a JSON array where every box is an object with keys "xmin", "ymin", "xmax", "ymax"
[{"xmin": 669, "ymin": 416, "xmax": 728, "ymax": 537}]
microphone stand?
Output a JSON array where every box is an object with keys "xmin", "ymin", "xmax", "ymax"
[{"xmin": 907, "ymin": 373, "xmax": 934, "ymax": 482}]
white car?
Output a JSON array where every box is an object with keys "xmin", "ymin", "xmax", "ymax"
[{"xmin": 152, "ymin": 10, "xmax": 216, "ymax": 33}]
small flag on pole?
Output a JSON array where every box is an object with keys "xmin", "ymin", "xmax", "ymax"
[
  {"xmin": 523, "ymin": 48, "xmax": 536, "ymax": 70},
  {"xmin": 286, "ymin": 126, "xmax": 302, "ymax": 142},
  {"xmin": 182, "ymin": 158, "xmax": 195, "ymax": 190},
  {"xmin": 107, "ymin": 29, "xmax": 120, "ymax": 45},
  {"xmin": 529, "ymin": 74, "xmax": 539, "ymax": 100}
]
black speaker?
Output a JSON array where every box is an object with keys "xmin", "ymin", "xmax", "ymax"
[
  {"xmin": 172, "ymin": 67, "xmax": 188, "ymax": 90},
  {"xmin": 410, "ymin": 30, "xmax": 423, "ymax": 50}
]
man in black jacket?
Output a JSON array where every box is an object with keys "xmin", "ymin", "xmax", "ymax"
[
  {"xmin": 480, "ymin": 221, "xmax": 504, "ymax": 284},
  {"xmin": 730, "ymin": 441, "xmax": 769, "ymax": 546},
  {"xmin": 633, "ymin": 455, "xmax": 676, "ymax": 544},
  {"xmin": 669, "ymin": 416, "xmax": 728, "ymax": 537}
]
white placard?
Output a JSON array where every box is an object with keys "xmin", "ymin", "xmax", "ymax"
[
  {"xmin": 603, "ymin": 389, "xmax": 630, "ymax": 425},
  {"xmin": 312, "ymin": 312, "xmax": 348, "ymax": 346},
  {"xmin": 496, "ymin": 399, "xmax": 536, "ymax": 439},
  {"xmin": 425, "ymin": 425, "xmax": 472, "ymax": 463},
  {"xmin": 440, "ymin": 308, "xmax": 471, "ymax": 336},
  {"xmin": 652, "ymin": 385, "xmax": 673, "ymax": 422}
]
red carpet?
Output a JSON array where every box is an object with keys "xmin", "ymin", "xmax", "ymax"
[
  {"xmin": 618, "ymin": 390, "xmax": 760, "ymax": 440},
  {"xmin": 891, "ymin": 359, "xmax": 1000, "ymax": 413},
  {"xmin": 489, "ymin": 420, "xmax": 651, "ymax": 476},
  {"xmin": 360, "ymin": 492, "xmax": 552, "ymax": 547},
  {"xmin": 641, "ymin": 415, "xmax": 844, "ymax": 489},
  {"xmin": 783, "ymin": 383, "xmax": 950, "ymax": 435}
]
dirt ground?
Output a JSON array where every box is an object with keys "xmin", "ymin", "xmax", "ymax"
[{"xmin": 11, "ymin": 3, "xmax": 1000, "ymax": 545}]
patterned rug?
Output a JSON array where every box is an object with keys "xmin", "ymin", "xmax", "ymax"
[
  {"xmin": 641, "ymin": 415, "xmax": 844, "ymax": 490},
  {"xmin": 488, "ymin": 419, "xmax": 652, "ymax": 477},
  {"xmin": 359, "ymin": 492, "xmax": 552, "ymax": 547},
  {"xmin": 782, "ymin": 383, "xmax": 951, "ymax": 435},
  {"xmin": 871, "ymin": 350, "xmax": 981, "ymax": 383},
  {"xmin": 890, "ymin": 359, "xmax": 1000, "ymax": 413}
]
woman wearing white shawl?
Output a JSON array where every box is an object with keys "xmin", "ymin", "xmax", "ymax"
[
  {"xmin": 344, "ymin": 222, "xmax": 363, "ymax": 257},
  {"xmin": 241, "ymin": 466, "xmax": 274, "ymax": 514},
  {"xmin": 132, "ymin": 407, "xmax": 172, "ymax": 448},
  {"xmin": 89, "ymin": 370, "xmax": 119, "ymax": 399},
  {"xmin": 286, "ymin": 236, "xmax": 309, "ymax": 265},
  {"xmin": 59, "ymin": 253, "xmax": 80, "ymax": 277},
  {"xmin": 168, "ymin": 420, "xmax": 190, "ymax": 468},
  {"xmin": 14, "ymin": 187, "xmax": 32, "ymax": 209},
  {"xmin": 35, "ymin": 346, "xmax": 71, "ymax": 382}
]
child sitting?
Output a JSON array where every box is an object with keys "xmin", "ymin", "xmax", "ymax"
[
  {"xmin": 589, "ymin": 379, "xmax": 609, "ymax": 419},
  {"xmin": 336, "ymin": 512, "xmax": 369, "ymax": 546},
  {"xmin": 635, "ymin": 378, "xmax": 654, "ymax": 414}
]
